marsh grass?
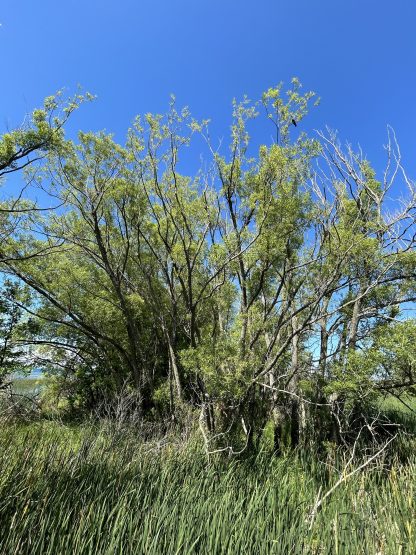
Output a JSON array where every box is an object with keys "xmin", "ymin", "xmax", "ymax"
[{"xmin": 0, "ymin": 420, "xmax": 415, "ymax": 554}]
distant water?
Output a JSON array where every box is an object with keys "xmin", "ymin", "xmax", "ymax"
[{"xmin": 12, "ymin": 368, "xmax": 43, "ymax": 380}]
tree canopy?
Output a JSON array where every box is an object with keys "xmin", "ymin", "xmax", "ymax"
[{"xmin": 1, "ymin": 81, "xmax": 415, "ymax": 452}]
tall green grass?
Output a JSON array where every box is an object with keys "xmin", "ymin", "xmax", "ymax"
[{"xmin": 0, "ymin": 421, "xmax": 414, "ymax": 554}]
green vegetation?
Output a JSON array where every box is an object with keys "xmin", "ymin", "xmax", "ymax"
[
  {"xmin": 0, "ymin": 81, "xmax": 415, "ymax": 450},
  {"xmin": 1, "ymin": 82, "xmax": 416, "ymax": 553},
  {"xmin": 0, "ymin": 421, "xmax": 414, "ymax": 555}
]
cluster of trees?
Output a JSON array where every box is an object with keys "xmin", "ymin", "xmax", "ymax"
[{"xmin": 1, "ymin": 81, "xmax": 415, "ymax": 452}]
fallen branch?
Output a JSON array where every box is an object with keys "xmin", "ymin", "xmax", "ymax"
[{"xmin": 307, "ymin": 433, "xmax": 397, "ymax": 529}]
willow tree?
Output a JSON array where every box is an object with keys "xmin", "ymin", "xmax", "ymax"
[
  {"xmin": 0, "ymin": 92, "xmax": 92, "ymax": 390},
  {"xmin": 307, "ymin": 128, "xmax": 416, "ymax": 442},
  {"xmin": 1, "ymin": 82, "xmax": 415, "ymax": 452}
]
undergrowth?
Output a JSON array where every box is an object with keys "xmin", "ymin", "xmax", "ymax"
[{"xmin": 0, "ymin": 420, "xmax": 415, "ymax": 554}]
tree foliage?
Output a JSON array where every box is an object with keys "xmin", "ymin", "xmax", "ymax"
[{"xmin": 1, "ymin": 81, "xmax": 415, "ymax": 451}]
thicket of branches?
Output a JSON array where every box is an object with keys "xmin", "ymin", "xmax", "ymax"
[{"xmin": 1, "ymin": 81, "xmax": 415, "ymax": 453}]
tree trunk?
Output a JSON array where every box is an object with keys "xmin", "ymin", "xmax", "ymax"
[{"xmin": 165, "ymin": 329, "xmax": 183, "ymax": 403}]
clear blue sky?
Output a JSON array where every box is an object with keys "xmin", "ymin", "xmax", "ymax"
[{"xmin": 1, "ymin": 0, "xmax": 415, "ymax": 178}]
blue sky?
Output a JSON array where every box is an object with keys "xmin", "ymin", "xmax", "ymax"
[{"xmin": 1, "ymin": 0, "xmax": 415, "ymax": 180}]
